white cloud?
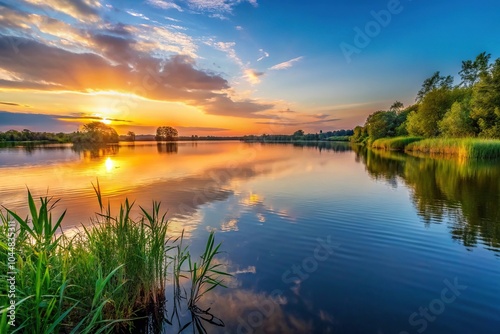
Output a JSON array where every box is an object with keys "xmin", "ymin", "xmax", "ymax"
[
  {"xmin": 169, "ymin": 24, "xmax": 187, "ymax": 30},
  {"xmin": 257, "ymin": 48, "xmax": 269, "ymax": 61},
  {"xmin": 269, "ymin": 56, "xmax": 304, "ymax": 70},
  {"xmin": 235, "ymin": 25, "xmax": 243, "ymax": 31},
  {"xmin": 185, "ymin": 0, "xmax": 258, "ymax": 13},
  {"xmin": 126, "ymin": 10, "xmax": 150, "ymax": 20},
  {"xmin": 205, "ymin": 39, "xmax": 244, "ymax": 67},
  {"xmin": 165, "ymin": 16, "xmax": 182, "ymax": 22},
  {"xmin": 128, "ymin": 24, "xmax": 197, "ymax": 58},
  {"xmin": 22, "ymin": 0, "xmax": 101, "ymax": 22},
  {"xmin": 209, "ymin": 13, "xmax": 228, "ymax": 20},
  {"xmin": 146, "ymin": 0, "xmax": 184, "ymax": 11}
]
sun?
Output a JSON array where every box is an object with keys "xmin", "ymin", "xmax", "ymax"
[{"xmin": 101, "ymin": 118, "xmax": 111, "ymax": 125}]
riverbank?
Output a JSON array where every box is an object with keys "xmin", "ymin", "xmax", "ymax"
[
  {"xmin": 406, "ymin": 138, "xmax": 500, "ymax": 160},
  {"xmin": 371, "ymin": 137, "xmax": 423, "ymax": 150},
  {"xmin": 0, "ymin": 187, "xmax": 228, "ymax": 333},
  {"xmin": 369, "ymin": 137, "xmax": 500, "ymax": 160}
]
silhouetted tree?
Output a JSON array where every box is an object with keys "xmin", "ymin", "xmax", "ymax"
[{"xmin": 155, "ymin": 126, "xmax": 178, "ymax": 141}]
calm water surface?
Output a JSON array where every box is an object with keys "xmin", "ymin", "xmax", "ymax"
[{"xmin": 1, "ymin": 141, "xmax": 499, "ymax": 333}]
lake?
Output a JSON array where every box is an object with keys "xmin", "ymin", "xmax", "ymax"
[{"xmin": 1, "ymin": 141, "xmax": 499, "ymax": 333}]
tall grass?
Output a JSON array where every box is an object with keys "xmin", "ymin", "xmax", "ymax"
[
  {"xmin": 371, "ymin": 136, "xmax": 423, "ymax": 151},
  {"xmin": 0, "ymin": 184, "xmax": 228, "ymax": 333},
  {"xmin": 406, "ymin": 138, "xmax": 500, "ymax": 160}
]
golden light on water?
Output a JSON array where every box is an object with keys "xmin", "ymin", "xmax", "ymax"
[{"xmin": 105, "ymin": 157, "xmax": 114, "ymax": 172}]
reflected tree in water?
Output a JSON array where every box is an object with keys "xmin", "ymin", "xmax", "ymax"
[
  {"xmin": 72, "ymin": 143, "xmax": 120, "ymax": 159},
  {"xmin": 354, "ymin": 146, "xmax": 500, "ymax": 252},
  {"xmin": 157, "ymin": 142, "xmax": 178, "ymax": 154}
]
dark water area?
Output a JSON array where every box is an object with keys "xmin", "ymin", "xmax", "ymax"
[{"xmin": 0, "ymin": 141, "xmax": 499, "ymax": 333}]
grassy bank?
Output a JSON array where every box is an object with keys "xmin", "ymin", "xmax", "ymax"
[
  {"xmin": 405, "ymin": 138, "xmax": 500, "ymax": 160},
  {"xmin": 0, "ymin": 185, "xmax": 228, "ymax": 333},
  {"xmin": 371, "ymin": 137, "xmax": 423, "ymax": 151}
]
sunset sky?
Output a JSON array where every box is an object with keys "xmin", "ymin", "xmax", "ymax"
[{"xmin": 1, "ymin": 0, "xmax": 499, "ymax": 136}]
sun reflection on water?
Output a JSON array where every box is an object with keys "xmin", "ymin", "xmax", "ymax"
[{"xmin": 105, "ymin": 157, "xmax": 114, "ymax": 172}]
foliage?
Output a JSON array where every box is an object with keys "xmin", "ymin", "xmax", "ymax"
[
  {"xmin": 0, "ymin": 187, "xmax": 228, "ymax": 333},
  {"xmin": 242, "ymin": 129, "xmax": 353, "ymax": 142},
  {"xmin": 351, "ymin": 125, "xmax": 368, "ymax": 144},
  {"xmin": 371, "ymin": 136, "xmax": 423, "ymax": 151},
  {"xmin": 0, "ymin": 129, "xmax": 71, "ymax": 143},
  {"xmin": 155, "ymin": 126, "xmax": 178, "ymax": 141},
  {"xmin": 326, "ymin": 136, "xmax": 351, "ymax": 142},
  {"xmin": 407, "ymin": 88, "xmax": 466, "ymax": 137},
  {"xmin": 126, "ymin": 131, "xmax": 136, "ymax": 142},
  {"xmin": 72, "ymin": 122, "xmax": 119, "ymax": 144},
  {"xmin": 438, "ymin": 101, "xmax": 475, "ymax": 137},
  {"xmin": 390, "ymin": 101, "xmax": 404, "ymax": 112},
  {"xmin": 416, "ymin": 71, "xmax": 454, "ymax": 102},
  {"xmin": 293, "ymin": 129, "xmax": 305, "ymax": 138},
  {"xmin": 354, "ymin": 51, "xmax": 500, "ymax": 147},
  {"xmin": 471, "ymin": 58, "xmax": 500, "ymax": 138},
  {"xmin": 365, "ymin": 110, "xmax": 398, "ymax": 142},
  {"xmin": 459, "ymin": 52, "xmax": 491, "ymax": 87},
  {"xmin": 406, "ymin": 138, "xmax": 500, "ymax": 160}
]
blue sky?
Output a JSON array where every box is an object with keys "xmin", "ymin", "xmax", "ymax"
[{"xmin": 0, "ymin": 0, "xmax": 499, "ymax": 134}]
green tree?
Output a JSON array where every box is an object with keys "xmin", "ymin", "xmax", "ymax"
[
  {"xmin": 416, "ymin": 71, "xmax": 454, "ymax": 102},
  {"xmin": 73, "ymin": 122, "xmax": 119, "ymax": 143},
  {"xmin": 471, "ymin": 58, "xmax": 500, "ymax": 138},
  {"xmin": 459, "ymin": 52, "xmax": 491, "ymax": 87},
  {"xmin": 438, "ymin": 101, "xmax": 475, "ymax": 137},
  {"xmin": 408, "ymin": 88, "xmax": 465, "ymax": 137},
  {"xmin": 390, "ymin": 101, "xmax": 404, "ymax": 113},
  {"xmin": 155, "ymin": 126, "xmax": 178, "ymax": 141},
  {"xmin": 365, "ymin": 111, "xmax": 398, "ymax": 142},
  {"xmin": 351, "ymin": 126, "xmax": 368, "ymax": 143}
]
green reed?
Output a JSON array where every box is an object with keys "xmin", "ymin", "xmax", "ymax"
[
  {"xmin": 406, "ymin": 138, "xmax": 500, "ymax": 160},
  {"xmin": 371, "ymin": 136, "xmax": 423, "ymax": 151},
  {"xmin": 0, "ymin": 184, "xmax": 228, "ymax": 333}
]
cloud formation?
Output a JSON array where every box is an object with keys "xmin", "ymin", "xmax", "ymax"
[
  {"xmin": 184, "ymin": 0, "xmax": 257, "ymax": 13},
  {"xmin": 244, "ymin": 69, "xmax": 264, "ymax": 84},
  {"xmin": 22, "ymin": 0, "xmax": 101, "ymax": 22},
  {"xmin": 0, "ymin": 101, "xmax": 26, "ymax": 107},
  {"xmin": 146, "ymin": 0, "xmax": 184, "ymax": 11},
  {"xmin": 257, "ymin": 48, "xmax": 270, "ymax": 61},
  {"xmin": 269, "ymin": 56, "xmax": 304, "ymax": 71},
  {"xmin": 0, "ymin": 4, "xmax": 275, "ymax": 119},
  {"xmin": 255, "ymin": 118, "xmax": 340, "ymax": 126}
]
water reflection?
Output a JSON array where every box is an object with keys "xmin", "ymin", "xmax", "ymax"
[
  {"xmin": 165, "ymin": 257, "xmax": 329, "ymax": 334},
  {"xmin": 258, "ymin": 141, "xmax": 352, "ymax": 153},
  {"xmin": 354, "ymin": 146, "xmax": 500, "ymax": 251},
  {"xmin": 72, "ymin": 143, "xmax": 120, "ymax": 159},
  {"xmin": 157, "ymin": 142, "xmax": 179, "ymax": 154}
]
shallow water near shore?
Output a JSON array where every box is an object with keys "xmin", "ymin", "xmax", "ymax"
[{"xmin": 1, "ymin": 141, "xmax": 499, "ymax": 333}]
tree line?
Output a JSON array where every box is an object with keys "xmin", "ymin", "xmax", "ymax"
[
  {"xmin": 352, "ymin": 52, "xmax": 500, "ymax": 144},
  {"xmin": 0, "ymin": 122, "xmax": 120, "ymax": 144},
  {"xmin": 242, "ymin": 129, "xmax": 354, "ymax": 142},
  {"xmin": 0, "ymin": 129, "xmax": 71, "ymax": 143}
]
